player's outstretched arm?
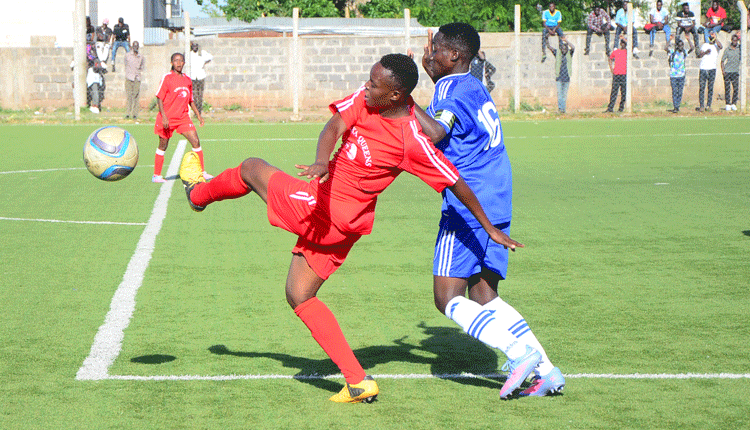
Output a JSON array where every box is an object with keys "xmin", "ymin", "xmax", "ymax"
[
  {"xmin": 296, "ymin": 112, "xmax": 347, "ymax": 184},
  {"xmin": 413, "ymin": 103, "xmax": 447, "ymax": 144},
  {"xmin": 448, "ymin": 178, "xmax": 524, "ymax": 251}
]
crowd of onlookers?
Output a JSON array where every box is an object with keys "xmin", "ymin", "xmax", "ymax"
[
  {"xmin": 79, "ymin": 16, "xmax": 211, "ymax": 119},
  {"xmin": 539, "ymin": 1, "xmax": 747, "ymax": 114}
]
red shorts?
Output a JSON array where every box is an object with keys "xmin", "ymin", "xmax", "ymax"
[
  {"xmin": 154, "ymin": 115, "xmax": 195, "ymax": 139},
  {"xmin": 266, "ymin": 171, "xmax": 360, "ymax": 280}
]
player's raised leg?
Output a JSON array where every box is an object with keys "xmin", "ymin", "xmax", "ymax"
[{"xmin": 286, "ymin": 254, "xmax": 378, "ymax": 403}]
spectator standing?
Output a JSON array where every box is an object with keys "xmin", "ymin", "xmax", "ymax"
[
  {"xmin": 111, "ymin": 17, "xmax": 130, "ymax": 72},
  {"xmin": 547, "ymin": 39, "xmax": 574, "ymax": 113},
  {"xmin": 585, "ymin": 6, "xmax": 612, "ymax": 56},
  {"xmin": 676, "ymin": 2, "xmax": 699, "ymax": 53},
  {"xmin": 605, "ymin": 38, "xmax": 628, "ymax": 113},
  {"xmin": 541, "ymin": 2, "xmax": 564, "ymax": 63},
  {"xmin": 189, "ymin": 42, "xmax": 213, "ymax": 114},
  {"xmin": 124, "ymin": 41, "xmax": 144, "ymax": 120},
  {"xmin": 87, "ymin": 58, "xmax": 107, "ymax": 114},
  {"xmin": 703, "ymin": 1, "xmax": 727, "ymax": 43},
  {"xmin": 666, "ymin": 35, "xmax": 687, "ymax": 113},
  {"xmin": 86, "ymin": 17, "xmax": 95, "ymax": 43},
  {"xmin": 696, "ymin": 33, "xmax": 722, "ymax": 111},
  {"xmin": 646, "ymin": 0, "xmax": 671, "ymax": 56},
  {"xmin": 721, "ymin": 33, "xmax": 741, "ymax": 111},
  {"xmin": 469, "ymin": 51, "xmax": 496, "ymax": 93},
  {"xmin": 614, "ymin": 1, "xmax": 640, "ymax": 57}
]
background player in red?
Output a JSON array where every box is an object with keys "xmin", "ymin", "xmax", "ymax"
[
  {"xmin": 152, "ymin": 52, "xmax": 211, "ymax": 183},
  {"xmin": 178, "ymin": 53, "xmax": 522, "ymax": 403}
]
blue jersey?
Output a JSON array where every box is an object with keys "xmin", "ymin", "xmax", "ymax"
[{"xmin": 427, "ymin": 72, "xmax": 512, "ymax": 228}]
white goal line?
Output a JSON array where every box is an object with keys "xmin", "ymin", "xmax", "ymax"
[{"xmin": 101, "ymin": 372, "xmax": 750, "ymax": 382}]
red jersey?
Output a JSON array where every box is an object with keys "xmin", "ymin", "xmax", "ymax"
[
  {"xmin": 155, "ymin": 71, "xmax": 193, "ymax": 121},
  {"xmin": 706, "ymin": 7, "xmax": 726, "ymax": 24},
  {"xmin": 314, "ymin": 87, "xmax": 459, "ymax": 235},
  {"xmin": 610, "ymin": 49, "xmax": 628, "ymax": 75}
]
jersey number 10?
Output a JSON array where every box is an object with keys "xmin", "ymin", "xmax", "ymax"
[{"xmin": 477, "ymin": 102, "xmax": 502, "ymax": 150}]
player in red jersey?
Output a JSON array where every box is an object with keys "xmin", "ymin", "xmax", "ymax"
[
  {"xmin": 178, "ymin": 54, "xmax": 523, "ymax": 403},
  {"xmin": 152, "ymin": 52, "xmax": 211, "ymax": 183}
]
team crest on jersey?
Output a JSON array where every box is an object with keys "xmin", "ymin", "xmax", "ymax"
[
  {"xmin": 346, "ymin": 127, "xmax": 372, "ymax": 167},
  {"xmin": 174, "ymin": 86, "xmax": 189, "ymax": 98}
]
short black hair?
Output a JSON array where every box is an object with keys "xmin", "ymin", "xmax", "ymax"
[
  {"xmin": 438, "ymin": 22, "xmax": 481, "ymax": 60},
  {"xmin": 379, "ymin": 53, "xmax": 419, "ymax": 94}
]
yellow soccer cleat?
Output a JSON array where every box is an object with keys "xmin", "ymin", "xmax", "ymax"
[
  {"xmin": 179, "ymin": 151, "xmax": 206, "ymax": 212},
  {"xmin": 329, "ymin": 376, "xmax": 379, "ymax": 404}
]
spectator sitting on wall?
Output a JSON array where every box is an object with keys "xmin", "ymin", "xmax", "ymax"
[
  {"xmin": 585, "ymin": 5, "xmax": 612, "ymax": 56},
  {"xmin": 540, "ymin": 2, "xmax": 564, "ymax": 63},
  {"xmin": 111, "ymin": 17, "xmax": 130, "ymax": 72},
  {"xmin": 703, "ymin": 1, "xmax": 727, "ymax": 43},
  {"xmin": 614, "ymin": 1, "xmax": 640, "ymax": 58},
  {"xmin": 96, "ymin": 18, "xmax": 113, "ymax": 44},
  {"xmin": 675, "ymin": 2, "xmax": 699, "ymax": 53},
  {"xmin": 469, "ymin": 51, "xmax": 496, "ymax": 93},
  {"xmin": 645, "ymin": 0, "xmax": 671, "ymax": 57}
]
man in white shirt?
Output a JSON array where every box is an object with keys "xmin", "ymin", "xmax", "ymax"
[
  {"xmin": 696, "ymin": 33, "xmax": 722, "ymax": 112},
  {"xmin": 189, "ymin": 42, "xmax": 213, "ymax": 114},
  {"xmin": 647, "ymin": 0, "xmax": 671, "ymax": 55}
]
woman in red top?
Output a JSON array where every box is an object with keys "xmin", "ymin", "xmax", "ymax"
[{"xmin": 152, "ymin": 52, "xmax": 211, "ymax": 183}]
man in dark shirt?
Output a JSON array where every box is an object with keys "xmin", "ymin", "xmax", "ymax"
[
  {"xmin": 111, "ymin": 17, "xmax": 130, "ymax": 72},
  {"xmin": 548, "ymin": 39, "xmax": 574, "ymax": 113},
  {"xmin": 675, "ymin": 2, "xmax": 698, "ymax": 53},
  {"xmin": 96, "ymin": 18, "xmax": 113, "ymax": 44}
]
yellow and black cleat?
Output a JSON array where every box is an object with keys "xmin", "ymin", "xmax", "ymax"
[
  {"xmin": 329, "ymin": 375, "xmax": 379, "ymax": 403},
  {"xmin": 178, "ymin": 151, "xmax": 206, "ymax": 212}
]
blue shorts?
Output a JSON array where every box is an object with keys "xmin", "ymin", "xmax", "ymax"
[{"xmin": 433, "ymin": 214, "xmax": 511, "ymax": 279}]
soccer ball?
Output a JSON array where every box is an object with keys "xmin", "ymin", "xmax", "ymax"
[{"xmin": 83, "ymin": 126, "xmax": 139, "ymax": 181}]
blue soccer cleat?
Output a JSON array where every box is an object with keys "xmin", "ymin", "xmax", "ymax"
[
  {"xmin": 520, "ymin": 367, "xmax": 565, "ymax": 397},
  {"xmin": 499, "ymin": 346, "xmax": 542, "ymax": 399}
]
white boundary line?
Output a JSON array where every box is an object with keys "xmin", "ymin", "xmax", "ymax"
[
  {"xmin": 0, "ymin": 216, "xmax": 146, "ymax": 226},
  {"xmin": 0, "ymin": 167, "xmax": 87, "ymax": 174},
  {"xmin": 104, "ymin": 372, "xmax": 750, "ymax": 382},
  {"xmin": 76, "ymin": 140, "xmax": 187, "ymax": 381}
]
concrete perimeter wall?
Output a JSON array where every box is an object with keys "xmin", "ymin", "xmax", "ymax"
[{"xmin": 0, "ymin": 31, "xmax": 744, "ymax": 112}]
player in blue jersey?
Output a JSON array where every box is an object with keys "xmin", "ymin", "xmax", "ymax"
[{"xmin": 414, "ymin": 22, "xmax": 565, "ymax": 398}]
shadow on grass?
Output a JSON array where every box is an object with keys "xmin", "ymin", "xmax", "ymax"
[
  {"xmin": 207, "ymin": 322, "xmax": 503, "ymax": 393},
  {"xmin": 130, "ymin": 354, "xmax": 177, "ymax": 364},
  {"xmin": 743, "ymin": 230, "xmax": 750, "ymax": 237}
]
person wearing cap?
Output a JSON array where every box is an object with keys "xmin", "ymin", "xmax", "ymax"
[
  {"xmin": 96, "ymin": 18, "xmax": 112, "ymax": 44},
  {"xmin": 720, "ymin": 33, "xmax": 741, "ymax": 111},
  {"xmin": 111, "ymin": 17, "xmax": 131, "ymax": 72},
  {"xmin": 696, "ymin": 33, "xmax": 722, "ymax": 112},
  {"xmin": 547, "ymin": 38, "xmax": 574, "ymax": 113}
]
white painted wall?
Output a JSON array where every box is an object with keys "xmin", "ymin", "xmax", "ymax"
[{"xmin": 0, "ymin": 0, "xmax": 144, "ymax": 48}]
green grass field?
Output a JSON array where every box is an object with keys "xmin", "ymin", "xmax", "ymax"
[{"xmin": 1, "ymin": 118, "xmax": 749, "ymax": 429}]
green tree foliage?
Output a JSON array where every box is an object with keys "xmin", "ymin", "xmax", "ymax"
[{"xmin": 198, "ymin": 0, "xmax": 340, "ymax": 21}]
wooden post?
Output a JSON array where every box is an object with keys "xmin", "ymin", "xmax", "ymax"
[
  {"xmin": 73, "ymin": 0, "xmax": 86, "ymax": 121},
  {"xmin": 404, "ymin": 9, "xmax": 411, "ymax": 54},
  {"xmin": 625, "ymin": 2, "xmax": 633, "ymax": 113},
  {"xmin": 514, "ymin": 5, "xmax": 520, "ymax": 112},
  {"xmin": 291, "ymin": 8, "xmax": 301, "ymax": 121},
  {"xmin": 738, "ymin": 1, "xmax": 747, "ymax": 112}
]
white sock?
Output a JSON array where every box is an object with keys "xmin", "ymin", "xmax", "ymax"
[
  {"xmin": 483, "ymin": 297, "xmax": 554, "ymax": 376},
  {"xmin": 445, "ymin": 296, "xmax": 527, "ymax": 360}
]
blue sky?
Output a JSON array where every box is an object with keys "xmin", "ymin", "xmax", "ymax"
[{"xmin": 182, "ymin": 0, "xmax": 208, "ymax": 18}]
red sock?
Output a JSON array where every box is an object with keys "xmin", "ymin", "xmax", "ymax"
[
  {"xmin": 194, "ymin": 148, "xmax": 205, "ymax": 171},
  {"xmin": 294, "ymin": 297, "xmax": 366, "ymax": 384},
  {"xmin": 191, "ymin": 165, "xmax": 251, "ymax": 207},
  {"xmin": 153, "ymin": 149, "xmax": 165, "ymax": 176}
]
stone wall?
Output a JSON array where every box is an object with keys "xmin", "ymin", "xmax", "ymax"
[{"xmin": 0, "ymin": 30, "xmax": 744, "ymax": 112}]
